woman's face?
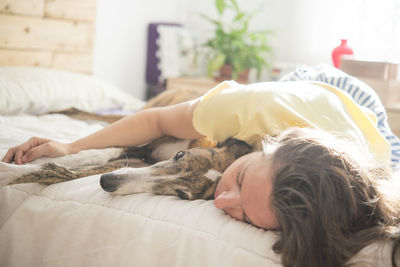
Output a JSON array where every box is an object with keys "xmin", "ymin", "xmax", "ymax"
[{"xmin": 214, "ymin": 151, "xmax": 278, "ymax": 229}]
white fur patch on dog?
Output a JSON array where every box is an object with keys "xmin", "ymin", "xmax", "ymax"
[
  {"xmin": 204, "ymin": 169, "xmax": 222, "ymax": 181},
  {"xmin": 106, "ymin": 167, "xmax": 156, "ymax": 194},
  {"xmin": 113, "ymin": 180, "xmax": 155, "ymax": 195}
]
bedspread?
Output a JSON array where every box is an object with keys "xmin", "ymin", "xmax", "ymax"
[
  {"xmin": 0, "ymin": 113, "xmax": 282, "ymax": 267},
  {"xmin": 0, "ymin": 113, "xmax": 395, "ymax": 267}
]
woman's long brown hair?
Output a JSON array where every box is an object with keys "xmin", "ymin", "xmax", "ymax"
[{"xmin": 265, "ymin": 128, "xmax": 400, "ymax": 267}]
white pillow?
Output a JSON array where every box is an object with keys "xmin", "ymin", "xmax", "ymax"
[{"xmin": 0, "ymin": 67, "xmax": 145, "ymax": 115}]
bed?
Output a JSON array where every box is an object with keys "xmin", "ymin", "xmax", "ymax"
[
  {"xmin": 0, "ymin": 66, "xmax": 283, "ymax": 267},
  {"xmin": 0, "ymin": 1, "xmax": 395, "ymax": 266},
  {"xmin": 0, "ymin": 67, "xmax": 397, "ymax": 267}
]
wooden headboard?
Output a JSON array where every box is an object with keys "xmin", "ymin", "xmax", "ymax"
[{"xmin": 0, "ymin": 0, "xmax": 96, "ymax": 74}]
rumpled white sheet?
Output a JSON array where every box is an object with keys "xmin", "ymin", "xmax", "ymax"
[
  {"xmin": 0, "ymin": 114, "xmax": 394, "ymax": 267},
  {"xmin": 0, "ymin": 114, "xmax": 281, "ymax": 267}
]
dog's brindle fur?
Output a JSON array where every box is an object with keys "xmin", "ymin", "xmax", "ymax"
[
  {"xmin": 99, "ymin": 139, "xmax": 251, "ymax": 200},
  {"xmin": 9, "ymin": 136, "xmax": 251, "ymax": 200},
  {"xmin": 8, "ymin": 89, "xmax": 253, "ymax": 200}
]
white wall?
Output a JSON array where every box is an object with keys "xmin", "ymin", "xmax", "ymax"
[
  {"xmin": 93, "ymin": 0, "xmax": 185, "ymax": 100},
  {"xmin": 93, "ymin": 0, "xmax": 293, "ymax": 99},
  {"xmin": 93, "ymin": 0, "xmax": 400, "ymax": 99}
]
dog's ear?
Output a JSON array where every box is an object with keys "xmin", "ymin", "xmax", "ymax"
[{"xmin": 218, "ymin": 138, "xmax": 252, "ymax": 159}]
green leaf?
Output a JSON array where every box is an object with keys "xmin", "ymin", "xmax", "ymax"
[
  {"xmin": 199, "ymin": 14, "xmax": 222, "ymax": 27},
  {"xmin": 216, "ymin": 0, "xmax": 225, "ymax": 14},
  {"xmin": 207, "ymin": 54, "xmax": 226, "ymax": 77},
  {"xmin": 201, "ymin": 0, "xmax": 274, "ymax": 81},
  {"xmin": 234, "ymin": 12, "xmax": 245, "ymax": 22},
  {"xmin": 229, "ymin": 0, "xmax": 240, "ymax": 12}
]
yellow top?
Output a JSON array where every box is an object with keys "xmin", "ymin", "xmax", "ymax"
[{"xmin": 192, "ymin": 80, "xmax": 390, "ymax": 162}]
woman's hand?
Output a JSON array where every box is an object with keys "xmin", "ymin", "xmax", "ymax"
[
  {"xmin": 1, "ymin": 100, "xmax": 202, "ymax": 165},
  {"xmin": 1, "ymin": 137, "xmax": 72, "ymax": 164}
]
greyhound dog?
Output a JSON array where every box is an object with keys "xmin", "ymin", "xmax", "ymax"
[
  {"xmin": 7, "ymin": 136, "xmax": 251, "ymax": 200},
  {"xmin": 4, "ymin": 88, "xmax": 253, "ymax": 200}
]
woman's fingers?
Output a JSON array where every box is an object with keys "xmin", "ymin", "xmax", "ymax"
[
  {"xmin": 2, "ymin": 137, "xmax": 71, "ymax": 164},
  {"xmin": 1, "ymin": 148, "xmax": 17, "ymax": 163},
  {"xmin": 1, "ymin": 137, "xmax": 51, "ymax": 164},
  {"xmin": 22, "ymin": 142, "xmax": 69, "ymax": 163},
  {"xmin": 21, "ymin": 145, "xmax": 47, "ymax": 163},
  {"xmin": 14, "ymin": 149, "xmax": 25, "ymax": 165}
]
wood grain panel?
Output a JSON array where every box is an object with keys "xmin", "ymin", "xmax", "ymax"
[
  {"xmin": 0, "ymin": 0, "xmax": 44, "ymax": 17},
  {"xmin": 44, "ymin": 0, "xmax": 96, "ymax": 22},
  {"xmin": 52, "ymin": 52, "xmax": 93, "ymax": 73},
  {"xmin": 0, "ymin": 14, "xmax": 93, "ymax": 52},
  {"xmin": 0, "ymin": 49, "xmax": 52, "ymax": 67},
  {"xmin": 0, "ymin": 0, "xmax": 96, "ymax": 73}
]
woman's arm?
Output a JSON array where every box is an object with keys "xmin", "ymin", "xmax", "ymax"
[
  {"xmin": 71, "ymin": 100, "xmax": 203, "ymax": 151},
  {"xmin": 2, "ymin": 99, "xmax": 204, "ymax": 164}
]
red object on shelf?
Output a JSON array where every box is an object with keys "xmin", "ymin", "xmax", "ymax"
[{"xmin": 332, "ymin": 39, "xmax": 354, "ymax": 68}]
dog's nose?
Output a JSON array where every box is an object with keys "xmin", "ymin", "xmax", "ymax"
[{"xmin": 100, "ymin": 173, "xmax": 120, "ymax": 192}]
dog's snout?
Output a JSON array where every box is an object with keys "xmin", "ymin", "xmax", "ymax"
[{"xmin": 100, "ymin": 173, "xmax": 121, "ymax": 192}]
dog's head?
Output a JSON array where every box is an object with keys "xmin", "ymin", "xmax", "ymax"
[{"xmin": 100, "ymin": 139, "xmax": 252, "ymax": 200}]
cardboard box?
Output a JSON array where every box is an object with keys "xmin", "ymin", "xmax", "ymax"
[{"xmin": 340, "ymin": 57, "xmax": 398, "ymax": 80}]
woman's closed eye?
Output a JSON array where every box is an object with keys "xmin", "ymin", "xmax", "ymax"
[
  {"xmin": 235, "ymin": 166, "xmax": 253, "ymax": 225},
  {"xmin": 243, "ymin": 212, "xmax": 253, "ymax": 225},
  {"xmin": 236, "ymin": 169, "xmax": 244, "ymax": 188}
]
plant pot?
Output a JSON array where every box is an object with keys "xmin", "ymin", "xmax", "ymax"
[{"xmin": 214, "ymin": 64, "xmax": 250, "ymax": 84}]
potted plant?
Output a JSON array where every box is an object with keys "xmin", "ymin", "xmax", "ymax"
[{"xmin": 201, "ymin": 0, "xmax": 273, "ymax": 83}]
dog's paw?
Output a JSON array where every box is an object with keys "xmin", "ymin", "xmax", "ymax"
[{"xmin": 0, "ymin": 162, "xmax": 40, "ymax": 186}]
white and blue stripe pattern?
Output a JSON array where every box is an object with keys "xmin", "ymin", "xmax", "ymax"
[{"xmin": 279, "ymin": 64, "xmax": 400, "ymax": 170}]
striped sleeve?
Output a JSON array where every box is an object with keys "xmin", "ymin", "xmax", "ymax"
[{"xmin": 279, "ymin": 64, "xmax": 400, "ymax": 170}]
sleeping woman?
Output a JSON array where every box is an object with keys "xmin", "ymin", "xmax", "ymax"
[{"xmin": 3, "ymin": 65, "xmax": 400, "ymax": 266}]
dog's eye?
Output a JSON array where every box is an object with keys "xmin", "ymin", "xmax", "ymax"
[{"xmin": 174, "ymin": 151, "xmax": 185, "ymax": 160}]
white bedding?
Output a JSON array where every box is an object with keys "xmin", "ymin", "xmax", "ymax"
[
  {"xmin": 0, "ymin": 111, "xmax": 395, "ymax": 267},
  {"xmin": 0, "ymin": 114, "xmax": 283, "ymax": 267}
]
